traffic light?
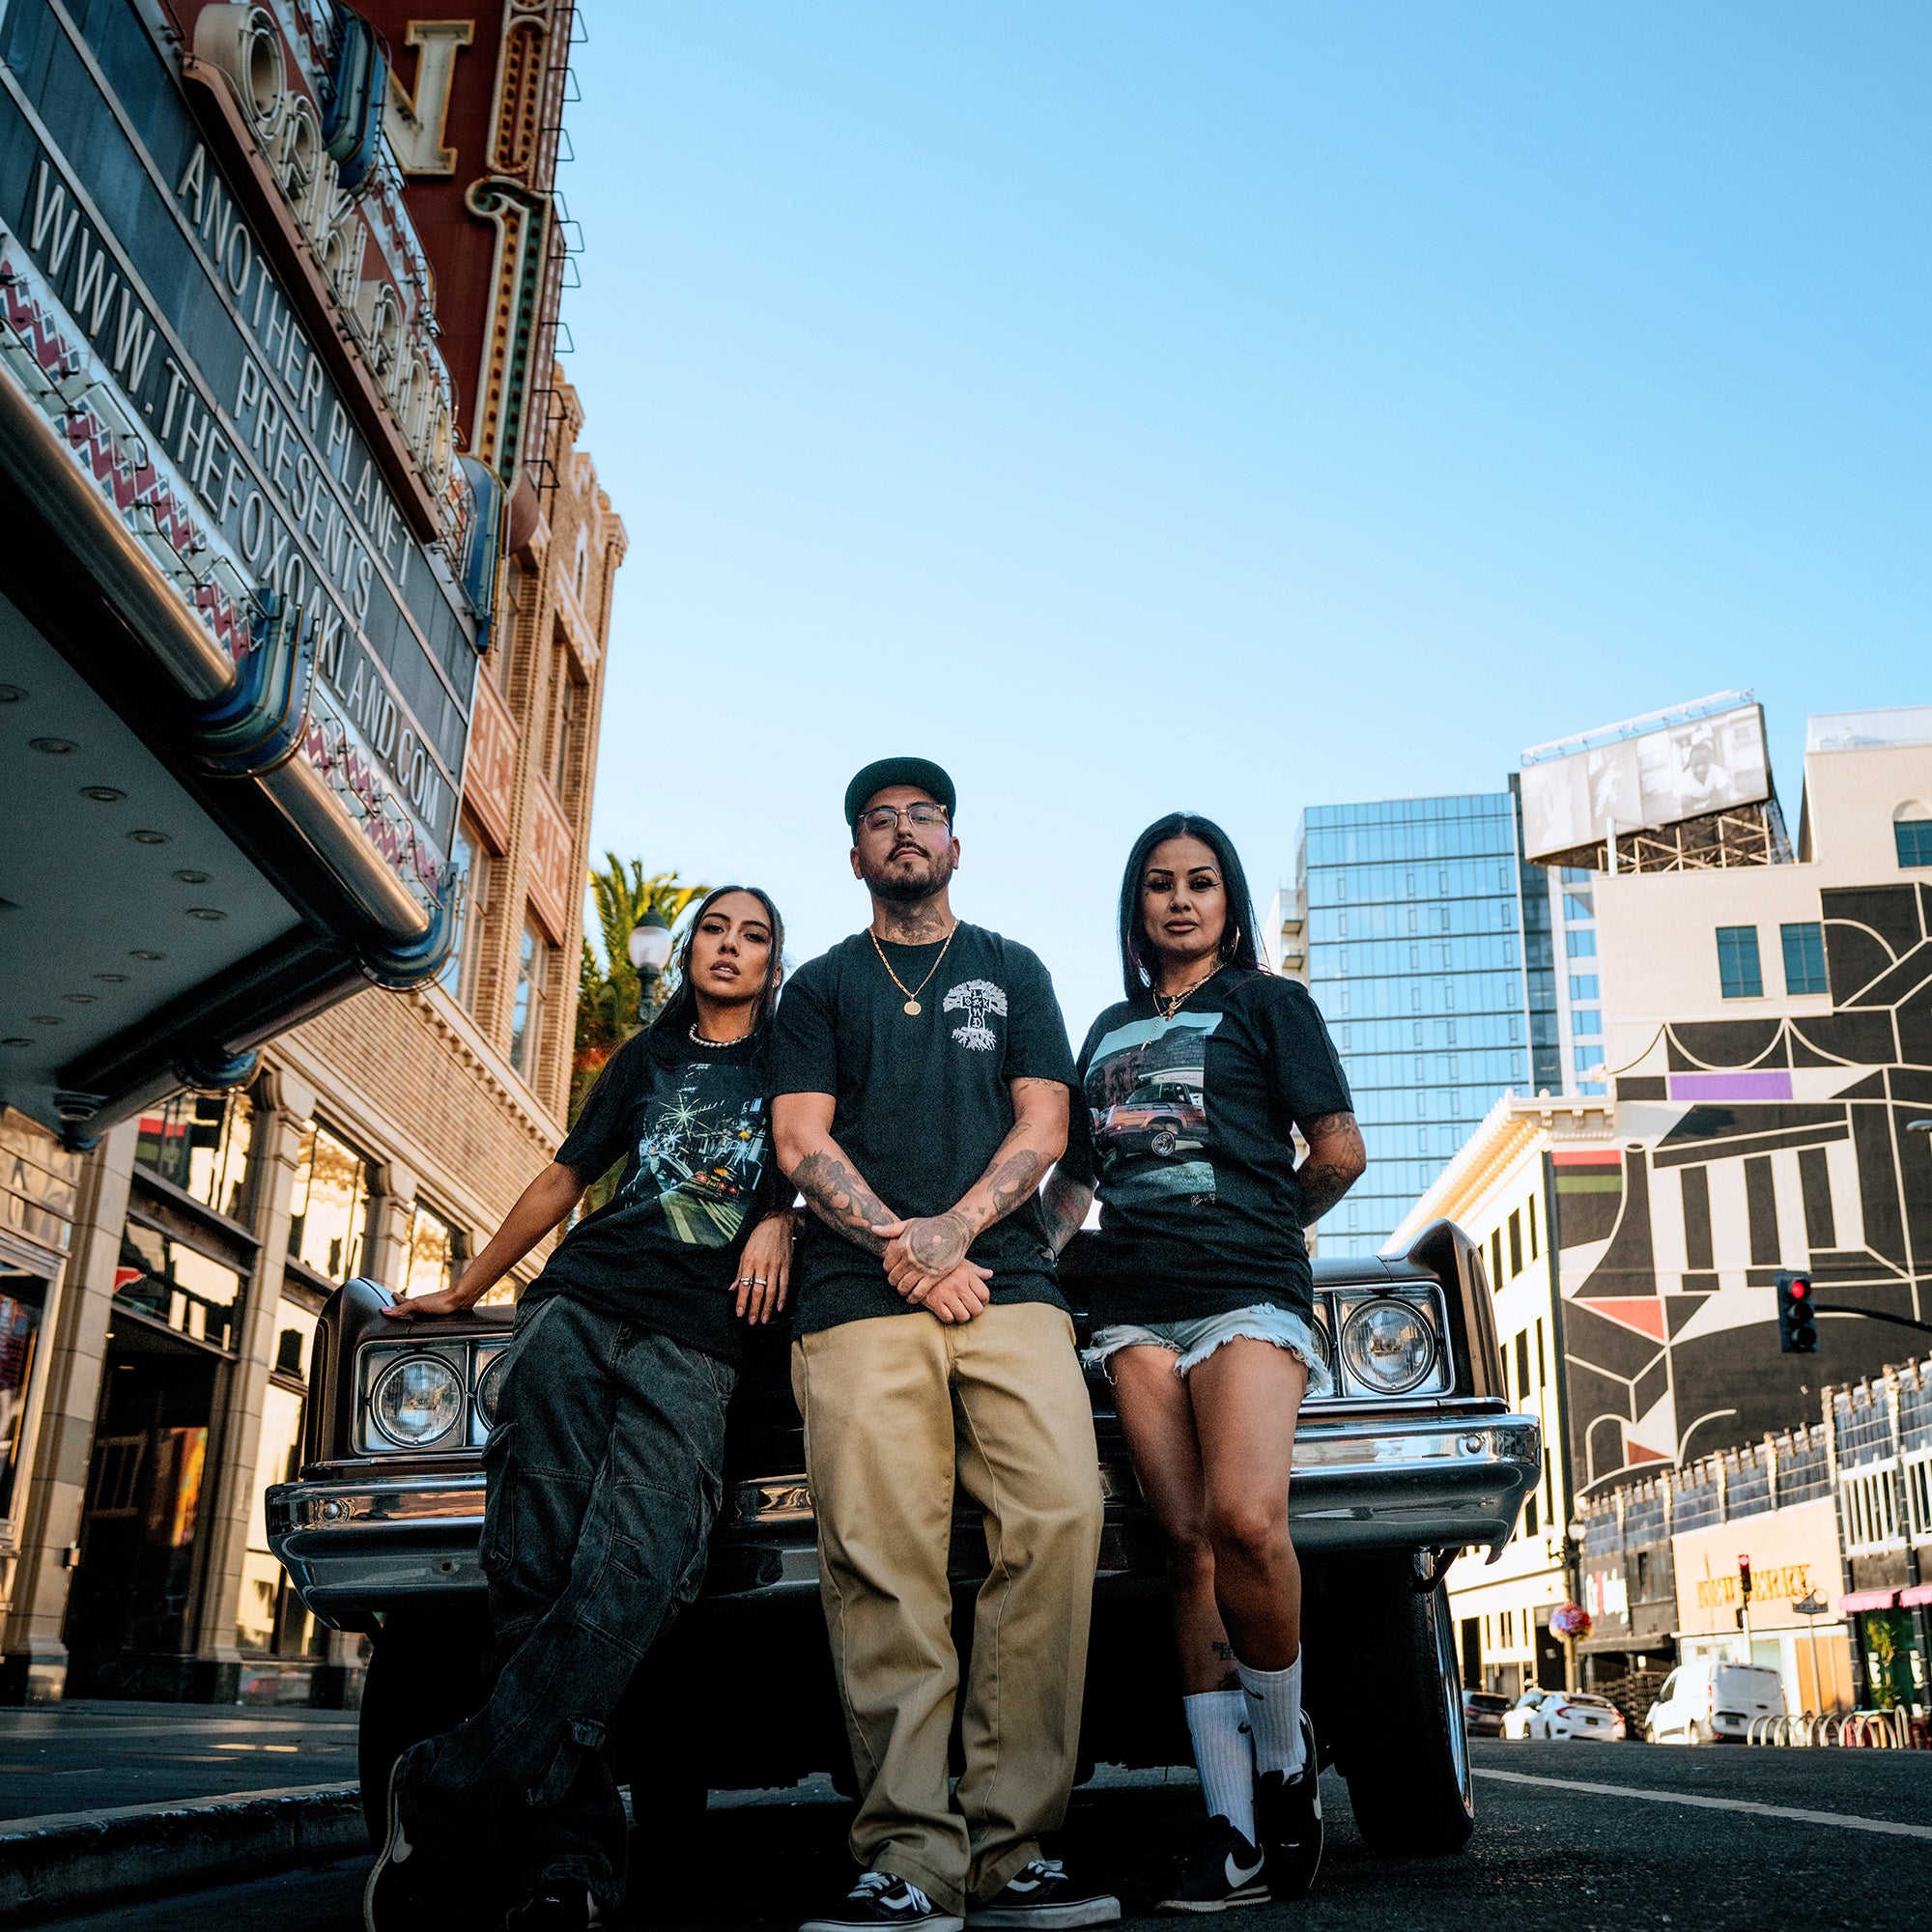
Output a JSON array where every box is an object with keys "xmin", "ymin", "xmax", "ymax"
[
  {"xmin": 1738, "ymin": 1554, "xmax": 1752, "ymax": 1602},
  {"xmin": 1776, "ymin": 1270, "xmax": 1817, "ymax": 1354}
]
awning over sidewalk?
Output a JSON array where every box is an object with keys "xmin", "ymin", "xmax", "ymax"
[
  {"xmin": 1839, "ymin": 1588, "xmax": 1899, "ymax": 1612},
  {"xmin": 1898, "ymin": 1582, "xmax": 1932, "ymax": 1609}
]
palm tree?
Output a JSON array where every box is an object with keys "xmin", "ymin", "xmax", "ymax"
[{"xmin": 572, "ymin": 856, "xmax": 709, "ymax": 1124}]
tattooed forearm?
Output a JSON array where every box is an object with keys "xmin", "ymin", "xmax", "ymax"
[
  {"xmin": 791, "ymin": 1151, "xmax": 896, "ymax": 1257},
  {"xmin": 1040, "ymin": 1169, "xmax": 1093, "ymax": 1255},
  {"xmin": 986, "ymin": 1148, "xmax": 1047, "ymax": 1221},
  {"xmin": 1294, "ymin": 1110, "xmax": 1368, "ymax": 1223}
]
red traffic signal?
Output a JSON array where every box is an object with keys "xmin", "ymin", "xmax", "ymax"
[
  {"xmin": 1776, "ymin": 1271, "xmax": 1818, "ymax": 1354},
  {"xmin": 1738, "ymin": 1554, "xmax": 1753, "ymax": 1601}
]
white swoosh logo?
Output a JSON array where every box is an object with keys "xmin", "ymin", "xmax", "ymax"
[{"xmin": 1224, "ymin": 1851, "xmax": 1264, "ymax": 1889}]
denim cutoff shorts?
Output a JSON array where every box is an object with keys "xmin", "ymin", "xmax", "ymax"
[{"xmin": 1082, "ymin": 1303, "xmax": 1334, "ymax": 1399}]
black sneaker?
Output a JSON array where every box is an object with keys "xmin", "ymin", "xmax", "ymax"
[
  {"xmin": 363, "ymin": 1753, "xmax": 438, "ymax": 1932},
  {"xmin": 504, "ymin": 1883, "xmax": 602, "ymax": 1930},
  {"xmin": 1252, "ymin": 1710, "xmax": 1321, "ymax": 1901},
  {"xmin": 802, "ymin": 1871, "xmax": 966, "ymax": 1932},
  {"xmin": 1155, "ymin": 1818, "xmax": 1269, "ymax": 1915},
  {"xmin": 967, "ymin": 1860, "xmax": 1121, "ymax": 1928}
]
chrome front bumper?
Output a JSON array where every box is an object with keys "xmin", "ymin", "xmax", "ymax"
[{"xmin": 269, "ymin": 1410, "xmax": 1541, "ymax": 1626}]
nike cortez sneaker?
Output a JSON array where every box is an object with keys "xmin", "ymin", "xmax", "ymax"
[
  {"xmin": 801, "ymin": 1871, "xmax": 965, "ymax": 1932},
  {"xmin": 1252, "ymin": 1710, "xmax": 1322, "ymax": 1901},
  {"xmin": 1155, "ymin": 1818, "xmax": 1269, "ymax": 1914},
  {"xmin": 364, "ymin": 1753, "xmax": 438, "ymax": 1932},
  {"xmin": 966, "ymin": 1860, "xmax": 1121, "ymax": 1928},
  {"xmin": 503, "ymin": 1881, "xmax": 603, "ymax": 1930}
]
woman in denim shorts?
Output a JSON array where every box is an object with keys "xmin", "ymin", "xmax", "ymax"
[{"xmin": 1043, "ymin": 814, "xmax": 1365, "ymax": 1913}]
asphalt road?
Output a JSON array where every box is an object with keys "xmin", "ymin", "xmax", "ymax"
[
  {"xmin": 28, "ymin": 1740, "xmax": 1932, "ymax": 1931},
  {"xmin": 0, "ymin": 1701, "xmax": 356, "ymax": 1820}
]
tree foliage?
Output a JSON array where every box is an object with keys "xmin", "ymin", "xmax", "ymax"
[{"xmin": 571, "ymin": 856, "xmax": 709, "ymax": 1125}]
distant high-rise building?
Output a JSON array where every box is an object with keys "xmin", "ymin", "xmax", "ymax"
[{"xmin": 1285, "ymin": 790, "xmax": 1558, "ymax": 1254}]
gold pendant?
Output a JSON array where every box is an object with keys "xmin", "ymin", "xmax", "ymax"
[{"xmin": 904, "ymin": 999, "xmax": 922, "ymax": 1016}]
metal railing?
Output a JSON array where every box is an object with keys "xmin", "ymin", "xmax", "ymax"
[{"xmin": 1745, "ymin": 1709, "xmax": 1922, "ymax": 1748}]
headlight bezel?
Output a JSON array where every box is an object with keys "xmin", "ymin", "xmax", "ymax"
[
  {"xmin": 1306, "ymin": 1284, "xmax": 1453, "ymax": 1405},
  {"xmin": 355, "ymin": 1336, "xmax": 510, "ymax": 1455},
  {"xmin": 368, "ymin": 1351, "xmax": 466, "ymax": 1449}
]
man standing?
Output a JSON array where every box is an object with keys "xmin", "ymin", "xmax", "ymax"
[{"xmin": 773, "ymin": 759, "xmax": 1117, "ymax": 1932}]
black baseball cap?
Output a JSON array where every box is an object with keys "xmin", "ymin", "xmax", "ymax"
[{"xmin": 844, "ymin": 757, "xmax": 956, "ymax": 833}]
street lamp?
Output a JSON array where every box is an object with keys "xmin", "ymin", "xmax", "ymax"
[{"xmin": 628, "ymin": 911, "xmax": 674, "ymax": 1007}]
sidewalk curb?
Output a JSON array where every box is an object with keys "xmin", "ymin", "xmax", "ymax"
[{"xmin": 0, "ymin": 1782, "xmax": 365, "ymax": 1923}]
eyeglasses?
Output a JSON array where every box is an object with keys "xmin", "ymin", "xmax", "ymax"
[{"xmin": 858, "ymin": 803, "xmax": 951, "ymax": 834}]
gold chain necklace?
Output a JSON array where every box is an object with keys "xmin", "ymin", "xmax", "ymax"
[
  {"xmin": 870, "ymin": 923, "xmax": 957, "ymax": 1016},
  {"xmin": 1153, "ymin": 960, "xmax": 1222, "ymax": 1022}
]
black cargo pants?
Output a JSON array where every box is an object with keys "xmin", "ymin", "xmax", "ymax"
[{"xmin": 397, "ymin": 1292, "xmax": 736, "ymax": 1910}]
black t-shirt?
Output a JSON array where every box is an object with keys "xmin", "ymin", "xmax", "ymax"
[
  {"xmin": 769, "ymin": 923, "xmax": 1079, "ymax": 1334},
  {"xmin": 1060, "ymin": 970, "xmax": 1352, "ymax": 1325},
  {"xmin": 525, "ymin": 1026, "xmax": 781, "ymax": 1365}
]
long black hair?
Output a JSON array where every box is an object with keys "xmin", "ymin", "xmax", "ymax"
[
  {"xmin": 1116, "ymin": 812, "xmax": 1264, "ymax": 1002},
  {"xmin": 645, "ymin": 884, "xmax": 786, "ymax": 1052}
]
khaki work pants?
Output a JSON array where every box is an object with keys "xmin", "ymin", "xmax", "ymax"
[{"xmin": 791, "ymin": 1301, "xmax": 1104, "ymax": 1916}]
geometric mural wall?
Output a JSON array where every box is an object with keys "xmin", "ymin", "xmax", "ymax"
[{"xmin": 1560, "ymin": 880, "xmax": 1932, "ymax": 1489}]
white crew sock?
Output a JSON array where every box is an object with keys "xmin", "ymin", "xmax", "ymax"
[
  {"xmin": 1236, "ymin": 1651, "xmax": 1306, "ymax": 1778},
  {"xmin": 1183, "ymin": 1690, "xmax": 1256, "ymax": 1840}
]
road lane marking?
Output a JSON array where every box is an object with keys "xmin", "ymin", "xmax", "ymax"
[{"xmin": 1473, "ymin": 1768, "xmax": 1932, "ymax": 1840}]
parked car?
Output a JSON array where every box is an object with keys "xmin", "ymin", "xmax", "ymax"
[
  {"xmin": 1643, "ymin": 1661, "xmax": 1784, "ymax": 1744},
  {"xmin": 1462, "ymin": 1690, "xmax": 1511, "ymax": 1738},
  {"xmin": 269, "ymin": 1222, "xmax": 1540, "ymax": 1859},
  {"xmin": 1500, "ymin": 1689, "xmax": 1626, "ymax": 1741}
]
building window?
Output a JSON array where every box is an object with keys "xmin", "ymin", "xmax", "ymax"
[
  {"xmin": 1569, "ymin": 974, "xmax": 1599, "ymax": 1001},
  {"xmin": 1780, "ymin": 922, "xmax": 1827, "ymax": 996},
  {"xmin": 116, "ymin": 1223, "xmax": 243, "ymax": 1352},
  {"xmin": 1561, "ymin": 866, "xmax": 1592, "ymax": 883},
  {"xmin": 511, "ymin": 921, "xmax": 550, "ymax": 1079},
  {"xmin": 1508, "ymin": 1212, "xmax": 1523, "ymax": 1276},
  {"xmin": 437, "ymin": 820, "xmax": 488, "ymax": 1007},
  {"xmin": 287, "ymin": 1122, "xmax": 375, "ymax": 1282},
  {"xmin": 0, "ymin": 1279, "xmax": 48, "ymax": 1520},
  {"xmin": 1717, "ymin": 924, "xmax": 1763, "ymax": 999},
  {"xmin": 1563, "ymin": 891, "xmax": 1594, "ymax": 921},
  {"xmin": 1895, "ymin": 806, "xmax": 1932, "ymax": 868},
  {"xmin": 1566, "ymin": 930, "xmax": 1597, "ymax": 958},
  {"xmin": 403, "ymin": 1202, "xmax": 461, "ymax": 1300},
  {"xmin": 134, "ymin": 1091, "xmax": 254, "ymax": 1219},
  {"xmin": 552, "ymin": 670, "xmax": 582, "ymax": 792},
  {"xmin": 1491, "ymin": 1228, "xmax": 1503, "ymax": 1293},
  {"xmin": 1572, "ymin": 1009, "xmax": 1602, "ymax": 1037},
  {"xmin": 1527, "ymin": 1195, "xmax": 1539, "ymax": 1260},
  {"xmin": 1572, "ymin": 1045, "xmax": 1601, "ymax": 1073}
]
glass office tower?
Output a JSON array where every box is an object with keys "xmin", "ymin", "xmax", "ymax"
[{"xmin": 1296, "ymin": 788, "xmax": 1558, "ymax": 1256}]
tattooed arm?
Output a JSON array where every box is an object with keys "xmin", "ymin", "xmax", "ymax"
[
  {"xmin": 882, "ymin": 1078, "xmax": 1070, "ymax": 1295},
  {"xmin": 773, "ymin": 1094, "xmax": 902, "ymax": 1258},
  {"xmin": 1294, "ymin": 1110, "xmax": 1368, "ymax": 1223},
  {"xmin": 1039, "ymin": 1167, "xmax": 1094, "ymax": 1256}
]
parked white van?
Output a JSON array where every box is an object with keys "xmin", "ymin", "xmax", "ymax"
[{"xmin": 1642, "ymin": 1661, "xmax": 1784, "ymax": 1743}]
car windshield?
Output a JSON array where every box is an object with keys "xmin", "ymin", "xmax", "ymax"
[{"xmin": 1465, "ymin": 1693, "xmax": 1510, "ymax": 1712}]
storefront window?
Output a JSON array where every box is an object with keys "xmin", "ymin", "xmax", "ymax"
[
  {"xmin": 0, "ymin": 1269, "xmax": 47, "ymax": 1521},
  {"xmin": 238, "ymin": 1377, "xmax": 322, "ymax": 1657},
  {"xmin": 287, "ymin": 1122, "xmax": 375, "ymax": 1282},
  {"xmin": 133, "ymin": 1091, "xmax": 254, "ymax": 1218},
  {"xmin": 116, "ymin": 1225, "xmax": 243, "ymax": 1353},
  {"xmin": 402, "ymin": 1202, "xmax": 460, "ymax": 1299}
]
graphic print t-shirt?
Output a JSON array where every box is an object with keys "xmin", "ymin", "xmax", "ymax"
[
  {"xmin": 1060, "ymin": 971, "xmax": 1352, "ymax": 1326},
  {"xmin": 526, "ymin": 1028, "xmax": 779, "ymax": 1365},
  {"xmin": 769, "ymin": 923, "xmax": 1079, "ymax": 1334}
]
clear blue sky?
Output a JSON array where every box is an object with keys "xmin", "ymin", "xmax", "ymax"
[{"xmin": 560, "ymin": 2, "xmax": 1927, "ymax": 1035}]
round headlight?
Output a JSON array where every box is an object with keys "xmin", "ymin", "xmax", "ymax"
[
  {"xmin": 1340, "ymin": 1297, "xmax": 1436, "ymax": 1395},
  {"xmin": 371, "ymin": 1354, "xmax": 464, "ymax": 1446},
  {"xmin": 474, "ymin": 1350, "xmax": 508, "ymax": 1429}
]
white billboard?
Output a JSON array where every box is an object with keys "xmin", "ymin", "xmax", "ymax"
[{"xmin": 1520, "ymin": 701, "xmax": 1771, "ymax": 863}]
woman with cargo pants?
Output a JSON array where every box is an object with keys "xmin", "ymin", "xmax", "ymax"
[{"xmin": 363, "ymin": 888, "xmax": 793, "ymax": 1932}]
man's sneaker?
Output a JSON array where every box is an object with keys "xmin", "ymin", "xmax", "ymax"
[
  {"xmin": 504, "ymin": 1883, "xmax": 603, "ymax": 1930},
  {"xmin": 363, "ymin": 1753, "xmax": 435, "ymax": 1932},
  {"xmin": 966, "ymin": 1860, "xmax": 1122, "ymax": 1929},
  {"xmin": 1252, "ymin": 1710, "xmax": 1322, "ymax": 1901},
  {"xmin": 1155, "ymin": 1819, "xmax": 1269, "ymax": 1914},
  {"xmin": 801, "ymin": 1871, "xmax": 966, "ymax": 1932}
]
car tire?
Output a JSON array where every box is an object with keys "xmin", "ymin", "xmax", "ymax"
[
  {"xmin": 1327, "ymin": 1570, "xmax": 1475, "ymax": 1857},
  {"xmin": 356, "ymin": 1611, "xmax": 493, "ymax": 1846}
]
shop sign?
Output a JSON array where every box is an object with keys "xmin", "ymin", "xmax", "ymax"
[
  {"xmin": 1673, "ymin": 1496, "xmax": 1842, "ymax": 1635},
  {"xmin": 0, "ymin": 0, "xmax": 473, "ymax": 883}
]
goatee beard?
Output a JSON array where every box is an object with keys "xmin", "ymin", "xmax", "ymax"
[{"xmin": 868, "ymin": 869, "xmax": 946, "ymax": 905}]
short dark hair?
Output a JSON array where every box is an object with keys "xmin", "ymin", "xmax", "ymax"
[
  {"xmin": 648, "ymin": 885, "xmax": 786, "ymax": 1051},
  {"xmin": 1115, "ymin": 812, "xmax": 1264, "ymax": 1001}
]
